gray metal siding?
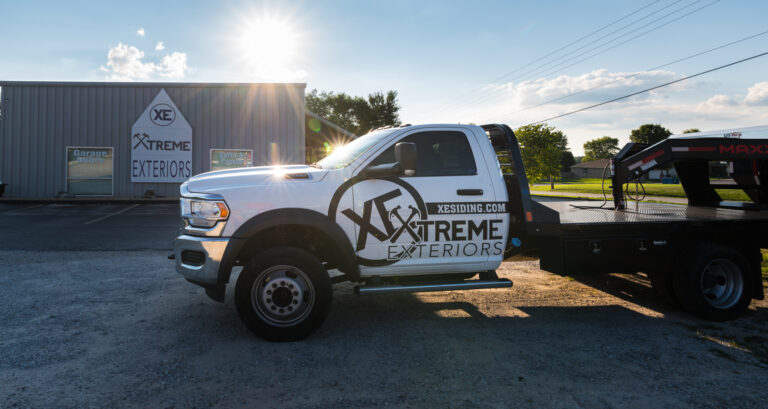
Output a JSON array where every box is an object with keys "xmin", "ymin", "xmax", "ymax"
[{"xmin": 0, "ymin": 82, "xmax": 305, "ymax": 198}]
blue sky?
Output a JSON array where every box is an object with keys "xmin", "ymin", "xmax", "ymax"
[{"xmin": 2, "ymin": 0, "xmax": 767, "ymax": 155}]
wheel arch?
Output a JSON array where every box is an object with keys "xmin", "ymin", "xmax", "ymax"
[
  {"xmin": 674, "ymin": 240, "xmax": 763, "ymax": 301},
  {"xmin": 219, "ymin": 208, "xmax": 360, "ymax": 284}
]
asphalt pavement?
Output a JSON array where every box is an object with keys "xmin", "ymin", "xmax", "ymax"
[{"xmin": 0, "ymin": 203, "xmax": 182, "ymax": 251}]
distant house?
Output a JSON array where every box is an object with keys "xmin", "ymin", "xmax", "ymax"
[
  {"xmin": 569, "ymin": 159, "xmax": 610, "ymax": 178},
  {"xmin": 568, "ymin": 158, "xmax": 682, "ymax": 180}
]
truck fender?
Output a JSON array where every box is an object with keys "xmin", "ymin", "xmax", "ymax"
[{"xmin": 221, "ymin": 208, "xmax": 360, "ymax": 283}]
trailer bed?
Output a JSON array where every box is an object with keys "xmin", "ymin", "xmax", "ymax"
[{"xmin": 534, "ymin": 196, "xmax": 768, "ymax": 225}]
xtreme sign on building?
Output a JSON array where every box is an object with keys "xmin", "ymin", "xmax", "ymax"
[
  {"xmin": 0, "ymin": 81, "xmax": 305, "ymax": 198},
  {"xmin": 131, "ymin": 89, "xmax": 193, "ymax": 182}
]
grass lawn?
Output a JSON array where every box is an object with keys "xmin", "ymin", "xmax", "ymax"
[
  {"xmin": 763, "ymin": 249, "xmax": 768, "ymax": 281},
  {"xmin": 532, "ymin": 180, "xmax": 751, "ymax": 201}
]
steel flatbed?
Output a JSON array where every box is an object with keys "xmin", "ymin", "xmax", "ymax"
[{"xmin": 534, "ymin": 196, "xmax": 768, "ymax": 226}]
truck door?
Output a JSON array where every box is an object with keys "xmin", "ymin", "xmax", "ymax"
[{"xmin": 349, "ymin": 128, "xmax": 508, "ymax": 276}]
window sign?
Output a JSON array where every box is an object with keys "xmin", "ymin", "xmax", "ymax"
[
  {"xmin": 66, "ymin": 147, "xmax": 114, "ymax": 195},
  {"xmin": 210, "ymin": 149, "xmax": 253, "ymax": 171}
]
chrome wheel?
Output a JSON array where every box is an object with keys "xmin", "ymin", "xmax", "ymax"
[
  {"xmin": 251, "ymin": 265, "xmax": 314, "ymax": 327},
  {"xmin": 700, "ymin": 258, "xmax": 743, "ymax": 310}
]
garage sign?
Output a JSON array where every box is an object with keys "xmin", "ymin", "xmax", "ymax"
[{"xmin": 131, "ymin": 89, "xmax": 192, "ymax": 182}]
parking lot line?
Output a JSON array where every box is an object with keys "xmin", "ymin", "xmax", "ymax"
[
  {"xmin": 83, "ymin": 204, "xmax": 142, "ymax": 225},
  {"xmin": 1, "ymin": 204, "xmax": 44, "ymax": 213}
]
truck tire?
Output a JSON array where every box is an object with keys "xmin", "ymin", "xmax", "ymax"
[
  {"xmin": 673, "ymin": 244, "xmax": 754, "ymax": 321},
  {"xmin": 235, "ymin": 247, "xmax": 332, "ymax": 341}
]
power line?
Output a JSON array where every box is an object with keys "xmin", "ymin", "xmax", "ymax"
[
  {"xmin": 502, "ymin": 0, "xmax": 692, "ymax": 88},
  {"xmin": 427, "ymin": 0, "xmax": 663, "ymax": 114},
  {"xmin": 523, "ymin": 0, "xmax": 719, "ymax": 87},
  {"xmin": 509, "ymin": 28, "xmax": 768, "ymax": 115},
  {"xmin": 447, "ymin": 0, "xmax": 717, "ymax": 117},
  {"xmin": 525, "ymin": 50, "xmax": 768, "ymax": 126}
]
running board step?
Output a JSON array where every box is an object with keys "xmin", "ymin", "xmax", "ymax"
[{"xmin": 355, "ymin": 278, "xmax": 512, "ymax": 296}]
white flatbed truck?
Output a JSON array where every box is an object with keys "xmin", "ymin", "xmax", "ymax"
[{"xmin": 173, "ymin": 123, "xmax": 768, "ymax": 341}]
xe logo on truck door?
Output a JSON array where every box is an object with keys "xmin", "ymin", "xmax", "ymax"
[
  {"xmin": 341, "ymin": 188, "xmax": 424, "ymax": 251},
  {"xmin": 329, "ymin": 177, "xmax": 428, "ymax": 267}
]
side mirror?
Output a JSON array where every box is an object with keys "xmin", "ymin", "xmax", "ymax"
[
  {"xmin": 361, "ymin": 162, "xmax": 401, "ymax": 178},
  {"xmin": 395, "ymin": 142, "xmax": 417, "ymax": 176}
]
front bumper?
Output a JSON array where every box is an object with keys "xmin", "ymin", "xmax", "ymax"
[{"xmin": 173, "ymin": 235, "xmax": 230, "ymax": 285}]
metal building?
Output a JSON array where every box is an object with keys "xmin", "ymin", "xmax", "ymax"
[{"xmin": 0, "ymin": 81, "xmax": 305, "ymax": 198}]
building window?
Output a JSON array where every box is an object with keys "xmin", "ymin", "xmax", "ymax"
[
  {"xmin": 66, "ymin": 147, "xmax": 114, "ymax": 196},
  {"xmin": 210, "ymin": 149, "xmax": 253, "ymax": 171}
]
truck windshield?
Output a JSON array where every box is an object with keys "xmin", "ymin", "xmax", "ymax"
[{"xmin": 314, "ymin": 128, "xmax": 397, "ymax": 169}]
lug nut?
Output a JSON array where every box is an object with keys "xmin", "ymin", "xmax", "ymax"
[
  {"xmin": 287, "ymin": 306, "xmax": 293, "ymax": 311},
  {"xmin": 272, "ymin": 283, "xmax": 277, "ymax": 288},
  {"xmin": 288, "ymin": 284, "xmax": 294, "ymax": 289},
  {"xmin": 280, "ymin": 281, "xmax": 286, "ymax": 286},
  {"xmin": 266, "ymin": 290, "xmax": 272, "ymax": 295},
  {"xmin": 266, "ymin": 298, "xmax": 271, "ymax": 303},
  {"xmin": 271, "ymin": 305, "xmax": 276, "ymax": 310},
  {"xmin": 293, "ymin": 291, "xmax": 298, "ymax": 296},
  {"xmin": 292, "ymin": 300, "xmax": 298, "ymax": 305},
  {"xmin": 279, "ymin": 308, "xmax": 284, "ymax": 313}
]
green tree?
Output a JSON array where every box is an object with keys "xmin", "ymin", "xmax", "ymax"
[
  {"xmin": 357, "ymin": 91, "xmax": 401, "ymax": 132},
  {"xmin": 583, "ymin": 136, "xmax": 619, "ymax": 162},
  {"xmin": 629, "ymin": 123, "xmax": 672, "ymax": 145},
  {"xmin": 516, "ymin": 123, "xmax": 568, "ymax": 189},
  {"xmin": 682, "ymin": 128, "xmax": 700, "ymax": 134},
  {"xmin": 305, "ymin": 89, "xmax": 401, "ymax": 135},
  {"xmin": 561, "ymin": 150, "xmax": 576, "ymax": 170}
]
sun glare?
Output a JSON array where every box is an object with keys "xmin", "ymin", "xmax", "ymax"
[{"xmin": 237, "ymin": 15, "xmax": 301, "ymax": 80}]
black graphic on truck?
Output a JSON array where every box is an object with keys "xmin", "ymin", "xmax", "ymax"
[{"xmin": 329, "ymin": 177, "xmax": 508, "ymax": 267}]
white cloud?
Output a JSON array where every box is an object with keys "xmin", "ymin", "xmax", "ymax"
[
  {"xmin": 136, "ymin": 28, "xmax": 145, "ymax": 37},
  {"xmin": 696, "ymin": 94, "xmax": 737, "ymax": 113},
  {"xmin": 496, "ymin": 69, "xmax": 682, "ymax": 107},
  {"xmin": 157, "ymin": 52, "xmax": 188, "ymax": 78},
  {"xmin": 155, "ymin": 41, "xmax": 165, "ymax": 51},
  {"xmin": 423, "ymin": 71, "xmax": 768, "ymax": 155},
  {"xmin": 696, "ymin": 94, "xmax": 738, "ymax": 114},
  {"xmin": 745, "ymin": 82, "xmax": 768, "ymax": 106},
  {"xmin": 99, "ymin": 42, "xmax": 189, "ymax": 81}
]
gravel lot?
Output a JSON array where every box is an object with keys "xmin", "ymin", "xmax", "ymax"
[{"xmin": 2, "ymin": 249, "xmax": 767, "ymax": 408}]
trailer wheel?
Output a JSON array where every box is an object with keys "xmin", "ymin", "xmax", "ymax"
[
  {"xmin": 235, "ymin": 247, "xmax": 332, "ymax": 341},
  {"xmin": 674, "ymin": 244, "xmax": 753, "ymax": 321}
]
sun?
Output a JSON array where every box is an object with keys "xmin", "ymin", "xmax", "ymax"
[{"xmin": 237, "ymin": 15, "xmax": 301, "ymax": 80}]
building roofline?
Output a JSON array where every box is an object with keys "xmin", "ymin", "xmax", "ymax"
[
  {"xmin": 305, "ymin": 110, "xmax": 358, "ymax": 139},
  {"xmin": 570, "ymin": 158, "xmax": 610, "ymax": 168},
  {"xmin": 0, "ymin": 80, "xmax": 306, "ymax": 89}
]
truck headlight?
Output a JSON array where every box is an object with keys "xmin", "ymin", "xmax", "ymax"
[{"xmin": 180, "ymin": 198, "xmax": 230, "ymax": 227}]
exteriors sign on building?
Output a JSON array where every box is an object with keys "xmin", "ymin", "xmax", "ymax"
[{"xmin": 131, "ymin": 89, "xmax": 192, "ymax": 183}]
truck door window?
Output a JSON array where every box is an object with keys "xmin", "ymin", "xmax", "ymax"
[{"xmin": 370, "ymin": 131, "xmax": 477, "ymax": 176}]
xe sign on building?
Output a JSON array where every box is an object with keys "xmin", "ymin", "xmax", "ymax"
[{"xmin": 131, "ymin": 89, "xmax": 192, "ymax": 182}]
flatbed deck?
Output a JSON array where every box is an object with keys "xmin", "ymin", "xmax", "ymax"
[{"xmin": 534, "ymin": 196, "xmax": 768, "ymax": 225}]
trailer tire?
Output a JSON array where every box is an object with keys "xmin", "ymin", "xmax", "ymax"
[
  {"xmin": 235, "ymin": 247, "xmax": 332, "ymax": 341},
  {"xmin": 673, "ymin": 244, "xmax": 753, "ymax": 321}
]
